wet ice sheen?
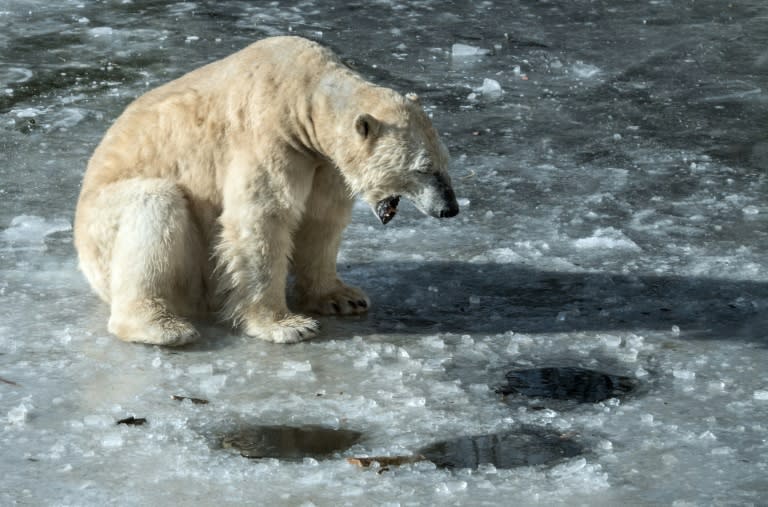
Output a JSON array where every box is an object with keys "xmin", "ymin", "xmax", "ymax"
[{"xmin": 2, "ymin": 0, "xmax": 768, "ymax": 506}]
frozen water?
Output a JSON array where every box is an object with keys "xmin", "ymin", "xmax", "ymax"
[{"xmin": 2, "ymin": 1, "xmax": 768, "ymax": 506}]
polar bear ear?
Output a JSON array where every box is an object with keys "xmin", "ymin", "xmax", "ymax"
[
  {"xmin": 354, "ymin": 113, "xmax": 380, "ymax": 139},
  {"xmin": 405, "ymin": 92, "xmax": 420, "ymax": 104}
]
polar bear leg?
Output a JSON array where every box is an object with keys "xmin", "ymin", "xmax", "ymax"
[
  {"xmin": 292, "ymin": 165, "xmax": 370, "ymax": 316},
  {"xmin": 217, "ymin": 169, "xmax": 319, "ymax": 343},
  {"xmin": 217, "ymin": 212, "xmax": 320, "ymax": 343},
  {"xmin": 79, "ymin": 179, "xmax": 204, "ymax": 346}
]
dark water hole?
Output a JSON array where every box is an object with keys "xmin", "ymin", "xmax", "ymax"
[
  {"xmin": 497, "ymin": 367, "xmax": 637, "ymax": 403},
  {"xmin": 220, "ymin": 424, "xmax": 362, "ymax": 460},
  {"xmin": 419, "ymin": 428, "xmax": 583, "ymax": 469}
]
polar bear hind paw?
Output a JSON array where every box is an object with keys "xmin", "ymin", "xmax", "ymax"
[
  {"xmin": 108, "ymin": 301, "xmax": 200, "ymax": 347},
  {"xmin": 299, "ymin": 285, "xmax": 370, "ymax": 316}
]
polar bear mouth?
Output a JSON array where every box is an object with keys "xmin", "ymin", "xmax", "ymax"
[{"xmin": 375, "ymin": 195, "xmax": 400, "ymax": 224}]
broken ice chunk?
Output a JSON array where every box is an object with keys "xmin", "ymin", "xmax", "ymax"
[
  {"xmin": 476, "ymin": 78, "xmax": 503, "ymax": 98},
  {"xmin": 7, "ymin": 401, "xmax": 31, "ymax": 426},
  {"xmin": 672, "ymin": 368, "xmax": 695, "ymax": 380},
  {"xmin": 451, "ymin": 43, "xmax": 491, "ymax": 57},
  {"xmin": 89, "ymin": 26, "xmax": 114, "ymax": 37},
  {"xmin": 1, "ymin": 215, "xmax": 72, "ymax": 249},
  {"xmin": 571, "ymin": 61, "xmax": 601, "ymax": 78}
]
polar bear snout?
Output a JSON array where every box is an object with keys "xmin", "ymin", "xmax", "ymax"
[{"xmin": 409, "ymin": 172, "xmax": 460, "ymax": 219}]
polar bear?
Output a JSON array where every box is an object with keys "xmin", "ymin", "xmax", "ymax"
[{"xmin": 74, "ymin": 36, "xmax": 459, "ymax": 346}]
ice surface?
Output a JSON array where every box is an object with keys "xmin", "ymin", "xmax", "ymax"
[{"xmin": 2, "ymin": 1, "xmax": 768, "ymax": 506}]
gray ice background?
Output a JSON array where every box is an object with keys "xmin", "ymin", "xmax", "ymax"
[{"xmin": 1, "ymin": 1, "xmax": 768, "ymax": 505}]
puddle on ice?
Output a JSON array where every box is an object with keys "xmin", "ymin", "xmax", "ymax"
[
  {"xmin": 217, "ymin": 423, "xmax": 583, "ymax": 471},
  {"xmin": 418, "ymin": 428, "xmax": 584, "ymax": 470},
  {"xmin": 218, "ymin": 425, "xmax": 362, "ymax": 460},
  {"xmin": 497, "ymin": 367, "xmax": 637, "ymax": 403}
]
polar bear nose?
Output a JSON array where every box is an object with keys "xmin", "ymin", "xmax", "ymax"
[
  {"xmin": 438, "ymin": 185, "xmax": 459, "ymax": 218},
  {"xmin": 439, "ymin": 203, "xmax": 459, "ymax": 218}
]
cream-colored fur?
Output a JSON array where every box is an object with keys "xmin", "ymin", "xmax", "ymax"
[{"xmin": 74, "ymin": 36, "xmax": 458, "ymax": 345}]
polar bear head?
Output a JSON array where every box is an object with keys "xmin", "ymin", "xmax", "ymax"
[{"xmin": 341, "ymin": 91, "xmax": 460, "ymax": 224}]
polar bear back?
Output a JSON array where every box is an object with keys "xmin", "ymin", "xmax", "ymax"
[{"xmin": 79, "ymin": 36, "xmax": 357, "ymax": 201}]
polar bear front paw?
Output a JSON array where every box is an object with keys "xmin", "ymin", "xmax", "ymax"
[
  {"xmin": 298, "ymin": 284, "xmax": 370, "ymax": 316},
  {"xmin": 243, "ymin": 314, "xmax": 320, "ymax": 343}
]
